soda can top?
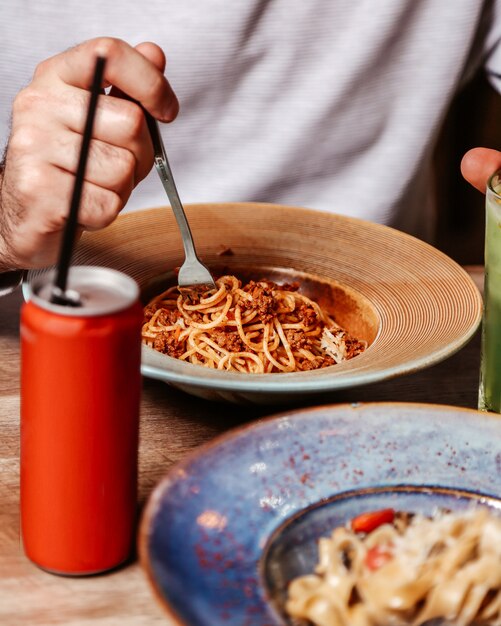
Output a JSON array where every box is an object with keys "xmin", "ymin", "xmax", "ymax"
[{"xmin": 25, "ymin": 266, "xmax": 140, "ymax": 317}]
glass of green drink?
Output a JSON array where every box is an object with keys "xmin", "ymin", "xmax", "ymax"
[{"xmin": 479, "ymin": 169, "xmax": 501, "ymax": 412}]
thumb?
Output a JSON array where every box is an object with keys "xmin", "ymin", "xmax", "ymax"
[
  {"xmin": 109, "ymin": 41, "xmax": 178, "ymax": 119},
  {"xmin": 134, "ymin": 42, "xmax": 178, "ymax": 119},
  {"xmin": 134, "ymin": 41, "xmax": 166, "ymax": 73},
  {"xmin": 460, "ymin": 148, "xmax": 501, "ymax": 194}
]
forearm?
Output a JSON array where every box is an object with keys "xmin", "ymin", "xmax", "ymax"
[
  {"xmin": 0, "ymin": 159, "xmax": 18, "ymax": 273},
  {"xmin": 0, "ymin": 157, "xmax": 24, "ymax": 294},
  {"xmin": 0, "ymin": 164, "xmax": 11, "ymax": 272}
]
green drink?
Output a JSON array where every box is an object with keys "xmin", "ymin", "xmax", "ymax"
[{"xmin": 479, "ymin": 169, "xmax": 501, "ymax": 412}]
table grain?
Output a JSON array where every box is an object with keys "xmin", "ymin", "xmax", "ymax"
[{"xmin": 0, "ymin": 267, "xmax": 485, "ymax": 625}]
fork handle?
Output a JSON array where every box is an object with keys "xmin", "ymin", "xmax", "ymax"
[
  {"xmin": 143, "ymin": 111, "xmax": 200, "ymax": 263},
  {"xmin": 153, "ymin": 154, "xmax": 198, "ymax": 262}
]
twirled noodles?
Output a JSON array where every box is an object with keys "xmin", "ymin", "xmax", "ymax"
[
  {"xmin": 142, "ymin": 275, "xmax": 365, "ymax": 373},
  {"xmin": 286, "ymin": 508, "xmax": 501, "ymax": 626}
]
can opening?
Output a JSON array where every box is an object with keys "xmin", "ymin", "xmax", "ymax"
[{"xmin": 26, "ymin": 266, "xmax": 139, "ymax": 317}]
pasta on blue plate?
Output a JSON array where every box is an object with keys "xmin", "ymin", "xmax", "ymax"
[{"xmin": 286, "ymin": 507, "xmax": 501, "ymax": 626}]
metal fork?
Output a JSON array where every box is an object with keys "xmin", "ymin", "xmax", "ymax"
[{"xmin": 144, "ymin": 111, "xmax": 216, "ymax": 293}]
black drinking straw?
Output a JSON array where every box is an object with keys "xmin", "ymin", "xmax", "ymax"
[{"xmin": 51, "ymin": 56, "xmax": 106, "ymax": 305}]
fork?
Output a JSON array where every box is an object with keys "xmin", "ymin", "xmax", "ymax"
[{"xmin": 144, "ymin": 111, "xmax": 216, "ymax": 293}]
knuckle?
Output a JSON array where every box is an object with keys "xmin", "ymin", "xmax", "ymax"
[
  {"xmin": 82, "ymin": 189, "xmax": 122, "ymax": 229},
  {"xmin": 105, "ymin": 191, "xmax": 123, "ymax": 222},
  {"xmin": 92, "ymin": 142, "xmax": 135, "ymax": 186},
  {"xmin": 32, "ymin": 58, "xmax": 51, "ymax": 79},
  {"xmin": 122, "ymin": 103, "xmax": 145, "ymax": 139},
  {"xmin": 9, "ymin": 124, "xmax": 39, "ymax": 153},
  {"xmin": 92, "ymin": 36, "xmax": 125, "ymax": 59},
  {"xmin": 116, "ymin": 148, "xmax": 136, "ymax": 179},
  {"xmin": 16, "ymin": 165, "xmax": 47, "ymax": 203},
  {"xmin": 12, "ymin": 87, "xmax": 40, "ymax": 116}
]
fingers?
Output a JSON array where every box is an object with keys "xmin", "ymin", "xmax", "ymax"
[
  {"xmin": 18, "ymin": 37, "xmax": 177, "ymax": 187},
  {"xmin": 13, "ymin": 160, "xmax": 122, "ymax": 231},
  {"xmin": 0, "ymin": 153, "xmax": 122, "ymax": 269},
  {"xmin": 11, "ymin": 94, "xmax": 137, "ymax": 203},
  {"xmin": 35, "ymin": 37, "xmax": 178, "ymax": 122},
  {"xmin": 1, "ymin": 37, "xmax": 178, "ymax": 270},
  {"xmin": 47, "ymin": 129, "xmax": 136, "ymax": 201},
  {"xmin": 460, "ymin": 148, "xmax": 501, "ymax": 193},
  {"xmin": 14, "ymin": 84, "xmax": 154, "ymax": 183}
]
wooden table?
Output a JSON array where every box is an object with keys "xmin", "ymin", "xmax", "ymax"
[{"xmin": 0, "ymin": 267, "xmax": 485, "ymax": 625}]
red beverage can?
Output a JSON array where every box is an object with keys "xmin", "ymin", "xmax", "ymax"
[{"xmin": 20, "ymin": 266, "xmax": 143, "ymax": 575}]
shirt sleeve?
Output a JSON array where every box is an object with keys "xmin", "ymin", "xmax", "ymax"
[{"xmin": 484, "ymin": 0, "xmax": 501, "ymax": 92}]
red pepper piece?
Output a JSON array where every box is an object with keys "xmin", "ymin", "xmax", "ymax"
[
  {"xmin": 351, "ymin": 508, "xmax": 395, "ymax": 534},
  {"xmin": 364, "ymin": 545, "xmax": 394, "ymax": 570}
]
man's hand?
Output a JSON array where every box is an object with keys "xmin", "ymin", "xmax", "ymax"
[
  {"xmin": 461, "ymin": 147, "xmax": 501, "ymax": 193},
  {"xmin": 0, "ymin": 38, "xmax": 178, "ymax": 272}
]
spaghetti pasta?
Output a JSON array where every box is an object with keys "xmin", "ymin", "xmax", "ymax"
[
  {"xmin": 286, "ymin": 507, "xmax": 501, "ymax": 626},
  {"xmin": 142, "ymin": 275, "xmax": 365, "ymax": 373}
]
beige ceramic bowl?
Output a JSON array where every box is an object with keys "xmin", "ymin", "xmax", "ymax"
[{"xmin": 26, "ymin": 203, "xmax": 482, "ymax": 404}]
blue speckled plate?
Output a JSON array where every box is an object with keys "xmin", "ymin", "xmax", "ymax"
[{"xmin": 139, "ymin": 402, "xmax": 501, "ymax": 625}]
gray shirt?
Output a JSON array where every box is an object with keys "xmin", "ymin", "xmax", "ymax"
[{"xmin": 1, "ymin": 0, "xmax": 500, "ymax": 241}]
